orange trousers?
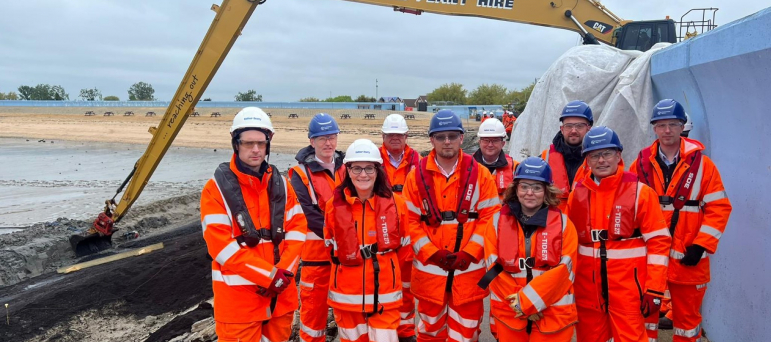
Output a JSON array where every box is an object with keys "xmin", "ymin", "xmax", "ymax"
[
  {"xmin": 576, "ymin": 305, "xmax": 647, "ymax": 342},
  {"xmin": 398, "ymin": 260, "xmax": 416, "ymax": 338},
  {"xmin": 670, "ymin": 282, "xmax": 707, "ymax": 342},
  {"xmin": 334, "ymin": 308, "xmax": 400, "ymax": 342},
  {"xmin": 645, "ymin": 307, "xmax": 660, "ymax": 341},
  {"xmin": 417, "ymin": 294, "xmax": 484, "ymax": 342},
  {"xmin": 299, "ymin": 264, "xmax": 332, "ymax": 342},
  {"xmin": 215, "ymin": 311, "xmax": 293, "ymax": 342},
  {"xmin": 493, "ymin": 317, "xmax": 573, "ymax": 342}
]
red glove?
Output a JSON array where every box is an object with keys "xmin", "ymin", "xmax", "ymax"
[
  {"xmin": 259, "ymin": 269, "xmax": 293, "ymax": 297},
  {"xmin": 427, "ymin": 250, "xmax": 454, "ymax": 271},
  {"xmin": 449, "ymin": 251, "xmax": 476, "ymax": 271},
  {"xmin": 640, "ymin": 293, "xmax": 662, "ymax": 318}
]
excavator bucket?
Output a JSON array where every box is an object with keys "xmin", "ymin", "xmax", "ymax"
[{"xmin": 69, "ymin": 233, "xmax": 113, "ymax": 258}]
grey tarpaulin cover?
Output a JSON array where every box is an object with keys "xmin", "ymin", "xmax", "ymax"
[{"xmin": 509, "ymin": 43, "xmax": 671, "ymax": 165}]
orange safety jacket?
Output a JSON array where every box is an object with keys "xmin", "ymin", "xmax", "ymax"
[
  {"xmin": 630, "ymin": 138, "xmax": 732, "ymax": 284},
  {"xmin": 567, "ymin": 163, "xmax": 671, "ymax": 312},
  {"xmin": 481, "ymin": 203, "xmax": 578, "ymax": 333},
  {"xmin": 200, "ymin": 156, "xmax": 308, "ymax": 323},
  {"xmin": 324, "ymin": 188, "xmax": 410, "ymax": 313},
  {"xmin": 288, "ymin": 146, "xmax": 346, "ymax": 264},
  {"xmin": 402, "ymin": 149, "xmax": 501, "ymax": 306},
  {"xmin": 380, "ymin": 144, "xmax": 420, "ymax": 195},
  {"xmin": 542, "ymin": 146, "xmax": 588, "ymax": 212},
  {"xmin": 473, "ymin": 150, "xmax": 519, "ymax": 200}
]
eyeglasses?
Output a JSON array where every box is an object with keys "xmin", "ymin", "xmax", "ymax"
[
  {"xmin": 562, "ymin": 123, "xmax": 589, "ymax": 131},
  {"xmin": 480, "ymin": 138, "xmax": 504, "ymax": 145},
  {"xmin": 653, "ymin": 122, "xmax": 683, "ymax": 130},
  {"xmin": 349, "ymin": 166, "xmax": 377, "ymax": 175},
  {"xmin": 238, "ymin": 140, "xmax": 268, "ymax": 149},
  {"xmin": 314, "ymin": 134, "xmax": 338, "ymax": 144},
  {"xmin": 517, "ymin": 183, "xmax": 545, "ymax": 193},
  {"xmin": 587, "ymin": 150, "xmax": 617, "ymax": 162},
  {"xmin": 432, "ymin": 132, "xmax": 461, "ymax": 142}
]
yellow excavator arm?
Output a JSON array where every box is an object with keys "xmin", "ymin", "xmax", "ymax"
[{"xmin": 344, "ymin": 0, "xmax": 626, "ymax": 45}]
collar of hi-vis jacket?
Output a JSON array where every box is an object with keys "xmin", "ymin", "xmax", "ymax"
[
  {"xmin": 582, "ymin": 160, "xmax": 627, "ymax": 193},
  {"xmin": 649, "ymin": 137, "xmax": 705, "ymax": 163},
  {"xmin": 341, "ymin": 187, "xmax": 377, "ymax": 211},
  {"xmin": 295, "ymin": 145, "xmax": 345, "ymax": 174},
  {"xmin": 473, "ymin": 149, "xmax": 509, "ymax": 172},
  {"xmin": 228, "ymin": 154, "xmax": 273, "ymax": 188}
]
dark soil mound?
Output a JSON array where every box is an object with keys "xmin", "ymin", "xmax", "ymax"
[{"xmin": 0, "ymin": 222, "xmax": 213, "ymax": 341}]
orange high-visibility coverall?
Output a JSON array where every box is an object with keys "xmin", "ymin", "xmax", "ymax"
[
  {"xmin": 380, "ymin": 144, "xmax": 421, "ymax": 339},
  {"xmin": 201, "ymin": 157, "xmax": 307, "ymax": 342},
  {"xmin": 541, "ymin": 147, "xmax": 588, "ymax": 212},
  {"xmin": 289, "ymin": 146, "xmax": 346, "ymax": 342},
  {"xmin": 324, "ymin": 188, "xmax": 411, "ymax": 342},
  {"xmin": 483, "ymin": 204, "xmax": 578, "ymax": 341},
  {"xmin": 631, "ymin": 138, "xmax": 732, "ymax": 342},
  {"xmin": 402, "ymin": 150, "xmax": 501, "ymax": 342},
  {"xmin": 567, "ymin": 163, "xmax": 671, "ymax": 342}
]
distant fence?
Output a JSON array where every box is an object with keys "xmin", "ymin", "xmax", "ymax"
[
  {"xmin": 0, "ymin": 100, "xmax": 405, "ymax": 111},
  {"xmin": 427, "ymin": 105, "xmax": 504, "ymax": 120}
]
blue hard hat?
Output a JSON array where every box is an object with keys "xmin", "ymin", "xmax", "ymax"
[
  {"xmin": 514, "ymin": 157, "xmax": 553, "ymax": 184},
  {"xmin": 650, "ymin": 99, "xmax": 687, "ymax": 124},
  {"xmin": 582, "ymin": 126, "xmax": 623, "ymax": 156},
  {"xmin": 560, "ymin": 100, "xmax": 594, "ymax": 125},
  {"xmin": 428, "ymin": 109, "xmax": 464, "ymax": 135},
  {"xmin": 308, "ymin": 113, "xmax": 340, "ymax": 138}
]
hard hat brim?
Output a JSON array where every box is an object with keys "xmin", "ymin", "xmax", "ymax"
[
  {"xmin": 650, "ymin": 115, "xmax": 687, "ymax": 124},
  {"xmin": 513, "ymin": 175, "xmax": 551, "ymax": 184},
  {"xmin": 382, "ymin": 128, "xmax": 408, "ymax": 134},
  {"xmin": 429, "ymin": 127, "xmax": 465, "ymax": 135},
  {"xmin": 582, "ymin": 144, "xmax": 622, "ymax": 156}
]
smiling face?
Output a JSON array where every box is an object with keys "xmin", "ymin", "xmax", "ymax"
[
  {"xmin": 236, "ymin": 130, "xmax": 268, "ymax": 170},
  {"xmin": 479, "ymin": 137, "xmax": 504, "ymax": 161},
  {"xmin": 586, "ymin": 148, "xmax": 621, "ymax": 179},
  {"xmin": 348, "ymin": 161, "xmax": 377, "ymax": 195},
  {"xmin": 560, "ymin": 117, "xmax": 591, "ymax": 146},
  {"xmin": 516, "ymin": 180, "xmax": 546, "ymax": 212}
]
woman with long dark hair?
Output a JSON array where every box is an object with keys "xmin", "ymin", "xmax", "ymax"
[
  {"xmin": 480, "ymin": 156, "xmax": 578, "ymax": 341},
  {"xmin": 324, "ymin": 139, "xmax": 410, "ymax": 342}
]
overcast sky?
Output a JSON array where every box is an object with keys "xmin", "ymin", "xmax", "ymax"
[{"xmin": 1, "ymin": 0, "xmax": 767, "ymax": 101}]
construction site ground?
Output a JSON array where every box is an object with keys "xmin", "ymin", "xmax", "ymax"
[{"xmin": 0, "ymin": 107, "xmax": 693, "ymax": 341}]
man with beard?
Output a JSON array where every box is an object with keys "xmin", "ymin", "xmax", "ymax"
[
  {"xmin": 474, "ymin": 118, "xmax": 519, "ymax": 201},
  {"xmin": 541, "ymin": 100, "xmax": 592, "ymax": 211},
  {"xmin": 402, "ymin": 110, "xmax": 500, "ymax": 342}
]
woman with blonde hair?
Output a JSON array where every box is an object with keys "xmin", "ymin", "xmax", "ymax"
[{"xmin": 479, "ymin": 156, "xmax": 578, "ymax": 341}]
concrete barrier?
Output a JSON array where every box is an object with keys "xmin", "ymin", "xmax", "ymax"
[{"xmin": 650, "ymin": 6, "xmax": 771, "ymax": 342}]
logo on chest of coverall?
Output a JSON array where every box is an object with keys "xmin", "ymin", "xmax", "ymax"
[
  {"xmin": 613, "ymin": 205, "xmax": 623, "ymax": 235},
  {"xmin": 380, "ymin": 215, "xmax": 390, "ymax": 245}
]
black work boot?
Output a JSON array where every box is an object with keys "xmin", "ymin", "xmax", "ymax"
[
  {"xmin": 659, "ymin": 316, "xmax": 673, "ymax": 330},
  {"xmin": 398, "ymin": 336, "xmax": 417, "ymax": 342}
]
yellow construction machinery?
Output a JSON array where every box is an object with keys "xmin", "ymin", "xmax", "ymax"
[{"xmin": 70, "ymin": 0, "xmax": 689, "ymax": 255}]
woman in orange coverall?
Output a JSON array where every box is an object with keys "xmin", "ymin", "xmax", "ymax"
[
  {"xmin": 324, "ymin": 139, "xmax": 411, "ymax": 342},
  {"xmin": 479, "ymin": 156, "xmax": 578, "ymax": 342}
]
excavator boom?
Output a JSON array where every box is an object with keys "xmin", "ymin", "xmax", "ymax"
[
  {"xmin": 344, "ymin": 0, "xmax": 624, "ymax": 45},
  {"xmin": 71, "ymin": 0, "xmax": 260, "ymax": 256}
]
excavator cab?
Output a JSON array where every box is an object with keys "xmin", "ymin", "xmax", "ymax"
[{"xmin": 614, "ymin": 20, "xmax": 677, "ymax": 51}]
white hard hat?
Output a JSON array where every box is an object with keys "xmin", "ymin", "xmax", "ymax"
[
  {"xmin": 381, "ymin": 114, "xmax": 409, "ymax": 134},
  {"xmin": 343, "ymin": 139, "xmax": 383, "ymax": 164},
  {"xmin": 477, "ymin": 118, "xmax": 507, "ymax": 138},
  {"xmin": 683, "ymin": 113, "xmax": 693, "ymax": 131},
  {"xmin": 231, "ymin": 107, "xmax": 274, "ymax": 134}
]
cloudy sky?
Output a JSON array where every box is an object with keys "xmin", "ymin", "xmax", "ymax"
[{"xmin": 1, "ymin": 0, "xmax": 767, "ymax": 101}]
